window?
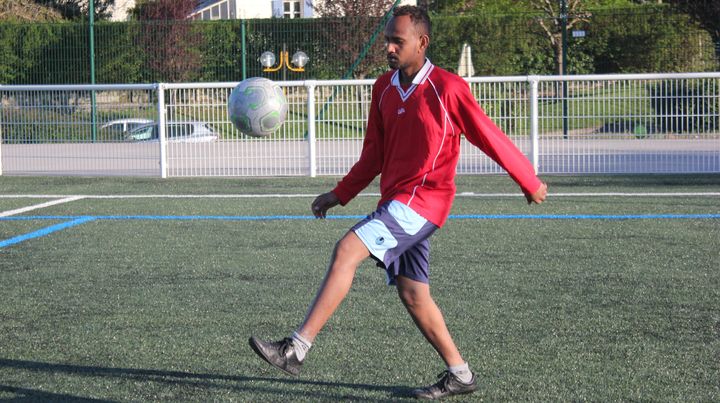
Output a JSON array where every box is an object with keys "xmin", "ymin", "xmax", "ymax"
[
  {"xmin": 283, "ymin": 1, "xmax": 301, "ymax": 18},
  {"xmin": 229, "ymin": 0, "xmax": 236, "ymax": 18}
]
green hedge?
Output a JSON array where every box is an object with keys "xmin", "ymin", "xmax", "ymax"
[
  {"xmin": 0, "ymin": 5, "xmax": 716, "ymax": 85},
  {"xmin": 430, "ymin": 6, "xmax": 717, "ymax": 76}
]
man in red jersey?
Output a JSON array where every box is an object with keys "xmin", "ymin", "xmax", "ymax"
[{"xmin": 250, "ymin": 5, "xmax": 547, "ymax": 400}]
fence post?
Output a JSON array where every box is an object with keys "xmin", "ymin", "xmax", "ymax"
[
  {"xmin": 89, "ymin": 1, "xmax": 98, "ymax": 143},
  {"xmin": 529, "ymin": 76, "xmax": 540, "ymax": 174},
  {"xmin": 0, "ymin": 122, "xmax": 3, "ymax": 176},
  {"xmin": 241, "ymin": 19, "xmax": 247, "ymax": 81},
  {"xmin": 306, "ymin": 81, "xmax": 317, "ymax": 177},
  {"xmin": 157, "ymin": 83, "xmax": 168, "ymax": 178}
]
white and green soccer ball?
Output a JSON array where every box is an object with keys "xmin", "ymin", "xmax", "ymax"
[{"xmin": 228, "ymin": 77, "xmax": 288, "ymax": 137}]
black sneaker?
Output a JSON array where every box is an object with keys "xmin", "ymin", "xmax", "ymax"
[
  {"xmin": 412, "ymin": 370, "xmax": 477, "ymax": 400},
  {"xmin": 248, "ymin": 336, "xmax": 303, "ymax": 376}
]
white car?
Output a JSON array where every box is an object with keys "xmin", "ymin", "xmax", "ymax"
[
  {"xmin": 101, "ymin": 118, "xmax": 154, "ymax": 133},
  {"xmin": 126, "ymin": 121, "xmax": 218, "ymax": 143}
]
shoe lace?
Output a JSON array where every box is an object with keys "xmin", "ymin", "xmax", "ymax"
[
  {"xmin": 433, "ymin": 370, "xmax": 452, "ymax": 392},
  {"xmin": 278, "ymin": 338, "xmax": 294, "ymax": 355}
]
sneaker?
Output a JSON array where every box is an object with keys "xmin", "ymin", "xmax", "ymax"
[
  {"xmin": 248, "ymin": 336, "xmax": 303, "ymax": 376},
  {"xmin": 412, "ymin": 370, "xmax": 477, "ymax": 400}
]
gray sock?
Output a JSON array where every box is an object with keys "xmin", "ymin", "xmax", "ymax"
[
  {"xmin": 291, "ymin": 331, "xmax": 312, "ymax": 362},
  {"xmin": 448, "ymin": 362, "xmax": 473, "ymax": 384}
]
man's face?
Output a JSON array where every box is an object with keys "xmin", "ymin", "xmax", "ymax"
[{"xmin": 384, "ymin": 15, "xmax": 427, "ymax": 71}]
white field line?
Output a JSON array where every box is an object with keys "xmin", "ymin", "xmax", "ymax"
[
  {"xmin": 0, "ymin": 196, "xmax": 86, "ymax": 217},
  {"xmin": 0, "ymin": 192, "xmax": 719, "ymax": 199},
  {"xmin": 459, "ymin": 192, "xmax": 720, "ymax": 197}
]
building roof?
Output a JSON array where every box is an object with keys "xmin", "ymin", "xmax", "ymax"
[{"xmin": 194, "ymin": 0, "xmax": 223, "ymax": 12}]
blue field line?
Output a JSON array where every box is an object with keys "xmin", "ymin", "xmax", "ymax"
[
  {"xmin": 2, "ymin": 213, "xmax": 719, "ymax": 249},
  {"xmin": 0, "ymin": 216, "xmax": 95, "ymax": 248}
]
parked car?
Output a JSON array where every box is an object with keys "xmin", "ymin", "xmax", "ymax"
[
  {"xmin": 125, "ymin": 121, "xmax": 218, "ymax": 143},
  {"xmin": 101, "ymin": 118, "xmax": 154, "ymax": 133}
]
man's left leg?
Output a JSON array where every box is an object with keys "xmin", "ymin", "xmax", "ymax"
[
  {"xmin": 396, "ymin": 276, "xmax": 463, "ymax": 365},
  {"xmin": 396, "ymin": 275, "xmax": 477, "ymax": 399}
]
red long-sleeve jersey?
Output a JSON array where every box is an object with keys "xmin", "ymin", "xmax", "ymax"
[{"xmin": 332, "ymin": 60, "xmax": 542, "ymax": 227}]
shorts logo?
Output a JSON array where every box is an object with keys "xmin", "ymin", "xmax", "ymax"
[{"xmin": 375, "ymin": 236, "xmax": 385, "ymax": 245}]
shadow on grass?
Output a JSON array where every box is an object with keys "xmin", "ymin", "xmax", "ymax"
[
  {"xmin": 0, "ymin": 384, "xmax": 113, "ymax": 402},
  {"xmin": 0, "ymin": 358, "xmax": 414, "ymax": 401}
]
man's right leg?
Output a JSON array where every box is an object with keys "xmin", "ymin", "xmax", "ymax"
[{"xmin": 249, "ymin": 231, "xmax": 369, "ymax": 375}]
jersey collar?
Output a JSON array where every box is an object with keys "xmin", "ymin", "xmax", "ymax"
[
  {"xmin": 391, "ymin": 59, "xmax": 434, "ymax": 87},
  {"xmin": 391, "ymin": 59, "xmax": 434, "ymax": 102}
]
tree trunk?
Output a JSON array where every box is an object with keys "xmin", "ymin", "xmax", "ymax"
[{"xmin": 554, "ymin": 36, "xmax": 563, "ymax": 75}]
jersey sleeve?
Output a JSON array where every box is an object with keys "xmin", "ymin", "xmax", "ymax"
[
  {"xmin": 449, "ymin": 79, "xmax": 542, "ymax": 196},
  {"xmin": 331, "ymin": 83, "xmax": 385, "ymax": 205}
]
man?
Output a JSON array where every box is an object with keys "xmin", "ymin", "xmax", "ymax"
[{"xmin": 249, "ymin": 5, "xmax": 547, "ymax": 400}]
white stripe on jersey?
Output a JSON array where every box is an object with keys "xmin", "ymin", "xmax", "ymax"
[
  {"xmin": 378, "ymin": 83, "xmax": 392, "ymax": 108},
  {"xmin": 408, "ymin": 76, "xmax": 454, "ymax": 207}
]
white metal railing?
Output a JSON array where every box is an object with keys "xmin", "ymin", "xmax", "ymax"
[{"xmin": 1, "ymin": 72, "xmax": 719, "ymax": 177}]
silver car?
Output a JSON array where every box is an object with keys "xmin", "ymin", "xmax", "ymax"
[
  {"xmin": 101, "ymin": 118, "xmax": 154, "ymax": 133},
  {"xmin": 126, "ymin": 121, "xmax": 218, "ymax": 143}
]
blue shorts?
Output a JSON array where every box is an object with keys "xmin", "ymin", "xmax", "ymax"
[{"xmin": 351, "ymin": 200, "xmax": 438, "ymax": 285}]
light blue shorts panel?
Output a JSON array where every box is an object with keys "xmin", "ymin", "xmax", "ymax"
[
  {"xmin": 354, "ymin": 219, "xmax": 398, "ymax": 263},
  {"xmin": 386, "ymin": 200, "xmax": 428, "ymax": 235},
  {"xmin": 351, "ymin": 201, "xmax": 438, "ymax": 285}
]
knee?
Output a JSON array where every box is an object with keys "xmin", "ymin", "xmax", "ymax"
[
  {"xmin": 398, "ymin": 286, "xmax": 428, "ymax": 311},
  {"xmin": 333, "ymin": 236, "xmax": 356, "ymax": 259},
  {"xmin": 329, "ymin": 233, "xmax": 367, "ymax": 272}
]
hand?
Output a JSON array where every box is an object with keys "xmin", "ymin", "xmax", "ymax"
[
  {"xmin": 311, "ymin": 191, "xmax": 340, "ymax": 219},
  {"xmin": 526, "ymin": 182, "xmax": 548, "ymax": 205}
]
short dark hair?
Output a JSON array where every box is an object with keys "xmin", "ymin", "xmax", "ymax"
[{"xmin": 392, "ymin": 5, "xmax": 431, "ymax": 37}]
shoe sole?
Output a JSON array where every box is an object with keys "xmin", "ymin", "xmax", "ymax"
[
  {"xmin": 248, "ymin": 337, "xmax": 298, "ymax": 376},
  {"xmin": 415, "ymin": 388, "xmax": 477, "ymax": 400}
]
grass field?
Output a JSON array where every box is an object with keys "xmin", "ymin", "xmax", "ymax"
[{"xmin": 1, "ymin": 175, "xmax": 719, "ymax": 401}]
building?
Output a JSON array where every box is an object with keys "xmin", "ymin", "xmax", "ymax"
[
  {"xmin": 189, "ymin": 0, "xmax": 416, "ymax": 20},
  {"xmin": 107, "ymin": 0, "xmax": 136, "ymax": 21},
  {"xmin": 189, "ymin": 0, "xmax": 311, "ymax": 19}
]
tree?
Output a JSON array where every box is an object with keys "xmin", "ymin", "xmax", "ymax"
[
  {"xmin": 664, "ymin": 0, "xmax": 720, "ymax": 59},
  {"xmin": 308, "ymin": 0, "xmax": 397, "ymax": 78},
  {"xmin": 529, "ymin": 0, "xmax": 591, "ymax": 75},
  {"xmin": 35, "ymin": 0, "xmax": 116, "ymax": 20},
  {"xmin": 134, "ymin": 0, "xmax": 202, "ymax": 82},
  {"xmin": 425, "ymin": 0, "xmax": 529, "ymax": 14},
  {"xmin": 0, "ymin": 0, "xmax": 63, "ymax": 21},
  {"xmin": 427, "ymin": 0, "xmax": 638, "ymax": 14}
]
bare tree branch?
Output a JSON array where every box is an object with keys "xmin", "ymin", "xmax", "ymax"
[{"xmin": 308, "ymin": 0, "xmax": 395, "ymax": 78}]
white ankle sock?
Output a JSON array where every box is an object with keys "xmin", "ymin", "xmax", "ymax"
[
  {"xmin": 448, "ymin": 362, "xmax": 473, "ymax": 384},
  {"xmin": 291, "ymin": 331, "xmax": 312, "ymax": 362}
]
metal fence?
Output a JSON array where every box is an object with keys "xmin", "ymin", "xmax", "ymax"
[{"xmin": 1, "ymin": 72, "xmax": 719, "ymax": 177}]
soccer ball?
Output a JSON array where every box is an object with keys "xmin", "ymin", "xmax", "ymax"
[{"xmin": 228, "ymin": 77, "xmax": 288, "ymax": 137}]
